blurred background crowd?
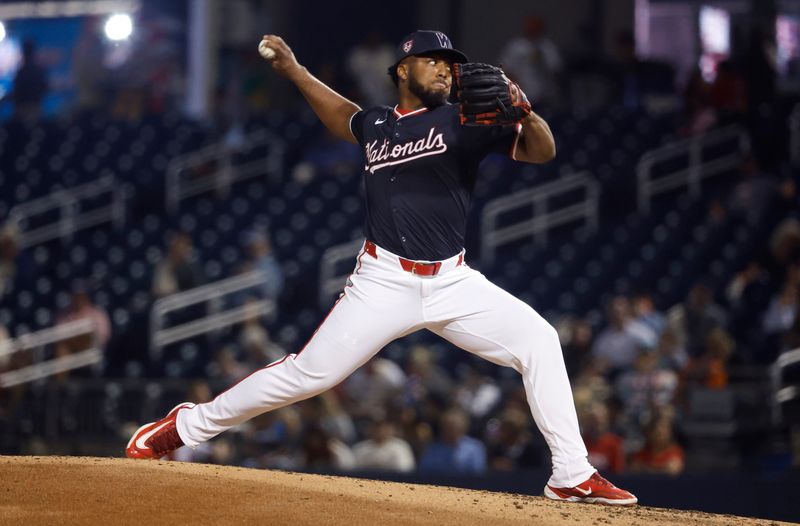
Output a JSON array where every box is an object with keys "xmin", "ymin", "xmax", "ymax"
[{"xmin": 0, "ymin": 1, "xmax": 799, "ymax": 516}]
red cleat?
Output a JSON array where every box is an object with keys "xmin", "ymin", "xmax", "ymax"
[
  {"xmin": 125, "ymin": 403, "xmax": 195, "ymax": 459},
  {"xmin": 544, "ymin": 472, "xmax": 638, "ymax": 505}
]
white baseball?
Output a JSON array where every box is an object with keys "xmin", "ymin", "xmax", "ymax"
[{"xmin": 258, "ymin": 40, "xmax": 276, "ymax": 60}]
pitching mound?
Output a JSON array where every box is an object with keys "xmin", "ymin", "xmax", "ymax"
[{"xmin": 0, "ymin": 456, "xmax": 789, "ymax": 525}]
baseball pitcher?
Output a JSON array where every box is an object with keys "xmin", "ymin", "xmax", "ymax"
[{"xmin": 127, "ymin": 30, "xmax": 636, "ymax": 505}]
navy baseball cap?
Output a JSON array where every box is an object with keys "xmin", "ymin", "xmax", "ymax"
[{"xmin": 387, "ymin": 30, "xmax": 468, "ymax": 78}]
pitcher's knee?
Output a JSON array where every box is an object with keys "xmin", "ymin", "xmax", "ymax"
[
  {"xmin": 297, "ymin": 372, "xmax": 335, "ymax": 397},
  {"xmin": 514, "ymin": 318, "xmax": 563, "ymax": 367},
  {"xmin": 291, "ymin": 362, "xmax": 340, "ymax": 397}
]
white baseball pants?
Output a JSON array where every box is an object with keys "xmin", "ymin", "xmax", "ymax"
[{"xmin": 177, "ymin": 240, "xmax": 594, "ymax": 487}]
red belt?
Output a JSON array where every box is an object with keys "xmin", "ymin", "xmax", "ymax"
[{"xmin": 364, "ymin": 240, "xmax": 462, "ymax": 277}]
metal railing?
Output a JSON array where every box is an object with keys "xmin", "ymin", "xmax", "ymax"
[
  {"xmin": 480, "ymin": 172, "xmax": 599, "ymax": 265},
  {"xmin": 637, "ymin": 125, "xmax": 751, "ymax": 213},
  {"xmin": 772, "ymin": 347, "xmax": 800, "ymax": 426},
  {"xmin": 165, "ymin": 130, "xmax": 285, "ymax": 213},
  {"xmin": 0, "ymin": 318, "xmax": 101, "ymax": 388},
  {"xmin": 8, "ymin": 176, "xmax": 126, "ymax": 249},
  {"xmin": 149, "ymin": 269, "xmax": 276, "ymax": 361},
  {"xmin": 318, "ymin": 238, "xmax": 364, "ymax": 308}
]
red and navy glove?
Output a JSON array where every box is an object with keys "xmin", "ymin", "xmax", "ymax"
[{"xmin": 454, "ymin": 62, "xmax": 531, "ymax": 126}]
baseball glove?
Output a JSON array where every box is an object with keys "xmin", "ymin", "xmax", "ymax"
[{"xmin": 453, "ymin": 62, "xmax": 531, "ymax": 126}]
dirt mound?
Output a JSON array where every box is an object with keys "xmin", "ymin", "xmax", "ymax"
[{"xmin": 0, "ymin": 456, "xmax": 788, "ymax": 526}]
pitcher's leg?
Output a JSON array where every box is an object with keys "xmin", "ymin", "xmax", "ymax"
[
  {"xmin": 179, "ymin": 285, "xmax": 417, "ymax": 447},
  {"xmin": 428, "ymin": 270, "xmax": 594, "ymax": 487}
]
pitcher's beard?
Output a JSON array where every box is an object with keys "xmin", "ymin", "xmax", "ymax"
[{"xmin": 408, "ymin": 75, "xmax": 448, "ymax": 109}]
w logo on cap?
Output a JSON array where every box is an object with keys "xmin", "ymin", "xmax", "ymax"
[{"xmin": 435, "ymin": 32, "xmax": 451, "ymax": 48}]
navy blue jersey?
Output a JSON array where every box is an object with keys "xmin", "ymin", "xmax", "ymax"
[{"xmin": 349, "ymin": 103, "xmax": 521, "ymax": 261}]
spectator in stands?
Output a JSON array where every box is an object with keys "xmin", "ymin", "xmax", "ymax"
[
  {"xmin": 706, "ymin": 197, "xmax": 728, "ymax": 227},
  {"xmin": 783, "ymin": 314, "xmax": 800, "ymax": 353},
  {"xmin": 742, "ymin": 27, "xmax": 777, "ymax": 117},
  {"xmin": 237, "ymin": 298, "xmax": 286, "ymax": 367},
  {"xmin": 403, "ymin": 345, "xmax": 453, "ymax": 405},
  {"xmin": 152, "ymin": 231, "xmax": 205, "ymax": 298},
  {"xmin": 680, "ymin": 327, "xmax": 735, "ymax": 391},
  {"xmin": 172, "ymin": 380, "xmax": 225, "ymax": 463},
  {"xmin": 763, "ymin": 266, "xmax": 799, "ymax": 338},
  {"xmin": 591, "ymin": 296, "xmax": 657, "ymax": 373},
  {"xmin": 108, "ymin": 9, "xmax": 183, "ymax": 121},
  {"xmin": 139, "ymin": 17, "xmax": 183, "ymax": 114},
  {"xmin": 708, "ymin": 60, "xmax": 747, "ymax": 127},
  {"xmin": 0, "ymin": 223, "xmax": 20, "ymax": 300},
  {"xmin": 654, "ymin": 328, "xmax": 688, "ymax": 372},
  {"xmin": 727, "ymin": 260, "xmax": 775, "ymax": 362},
  {"xmin": 632, "ymin": 291, "xmax": 667, "ymax": 337},
  {"xmin": 299, "ymin": 393, "xmax": 356, "ymax": 445},
  {"xmin": 629, "ymin": 411, "xmax": 685, "ymax": 475},
  {"xmin": 571, "ymin": 357, "xmax": 614, "ymax": 408},
  {"xmin": 396, "ymin": 399, "xmax": 440, "ymax": 461},
  {"xmin": 565, "ymin": 20, "xmax": 615, "ymax": 113},
  {"xmin": 0, "ymin": 324, "xmax": 9, "ymax": 368},
  {"xmin": 292, "ymin": 129, "xmax": 362, "ymax": 183},
  {"xmin": 301, "ymin": 423, "xmax": 354, "ymax": 471},
  {"xmin": 768, "ymin": 218, "xmax": 800, "ymax": 279},
  {"xmin": 485, "ymin": 407, "xmax": 545, "ymax": 470},
  {"xmin": 453, "ymin": 363, "xmax": 502, "ymax": 420},
  {"xmin": 728, "ymin": 157, "xmax": 778, "ymax": 219},
  {"xmin": 0, "ymin": 324, "xmax": 12, "ymax": 398},
  {"xmin": 667, "ymin": 282, "xmax": 727, "ymax": 357},
  {"xmin": 343, "ymin": 357, "xmax": 405, "ymax": 418},
  {"xmin": 499, "ymin": 384, "xmax": 532, "ymax": 415},
  {"xmin": 0, "ymin": 323, "xmax": 32, "ymax": 417},
  {"xmin": 239, "ymin": 407, "xmax": 303, "ymax": 470},
  {"xmin": 209, "ymin": 345, "xmax": 249, "ymax": 385},
  {"xmin": 419, "ymin": 408, "xmax": 486, "ymax": 474},
  {"xmin": 609, "ymin": 30, "xmax": 645, "ymax": 109},
  {"xmin": 498, "ymin": 16, "xmax": 563, "ymax": 108},
  {"xmin": 560, "ymin": 317, "xmax": 594, "ymax": 378},
  {"xmin": 72, "ymin": 17, "xmax": 108, "ymax": 114},
  {"xmin": 241, "ymin": 228, "xmax": 284, "ymax": 303},
  {"xmin": 54, "ymin": 281, "xmax": 112, "ymax": 376},
  {"xmin": 345, "ymin": 31, "xmax": 396, "ymax": 107},
  {"xmin": 578, "ymin": 401, "xmax": 625, "ymax": 474},
  {"xmin": 680, "ymin": 66, "xmax": 716, "ymax": 136},
  {"xmin": 10, "ymin": 39, "xmax": 48, "ymax": 122},
  {"xmin": 727, "ymin": 260, "xmax": 771, "ymax": 312},
  {"xmin": 185, "ymin": 379, "xmax": 214, "ymax": 405},
  {"xmin": 181, "ymin": 438, "xmax": 236, "ymax": 466},
  {"xmin": 0, "ymin": 325, "xmax": 11, "ymax": 413},
  {"xmin": 615, "ymin": 347, "xmax": 679, "ymax": 427},
  {"xmin": 352, "ymin": 416, "xmax": 415, "ymax": 472}
]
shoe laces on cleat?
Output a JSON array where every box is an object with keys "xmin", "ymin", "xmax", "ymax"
[{"xmin": 148, "ymin": 424, "xmax": 183, "ymax": 457}]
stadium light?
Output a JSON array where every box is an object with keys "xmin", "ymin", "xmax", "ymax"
[
  {"xmin": 104, "ymin": 13, "xmax": 132, "ymax": 41},
  {"xmin": 0, "ymin": 21, "xmax": 6, "ymax": 43}
]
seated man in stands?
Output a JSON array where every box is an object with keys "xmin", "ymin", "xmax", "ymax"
[
  {"xmin": 241, "ymin": 228, "xmax": 284, "ymax": 303},
  {"xmin": 352, "ymin": 415, "xmax": 415, "ymax": 473},
  {"xmin": 578, "ymin": 401, "xmax": 626, "ymax": 474},
  {"xmin": 152, "ymin": 230, "xmax": 205, "ymax": 298},
  {"xmin": 629, "ymin": 410, "xmax": 685, "ymax": 476},
  {"xmin": 419, "ymin": 407, "xmax": 486, "ymax": 474},
  {"xmin": 54, "ymin": 280, "xmax": 112, "ymax": 378},
  {"xmin": 591, "ymin": 296, "xmax": 657, "ymax": 375}
]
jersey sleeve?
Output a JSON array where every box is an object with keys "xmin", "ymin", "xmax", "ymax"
[
  {"xmin": 349, "ymin": 106, "xmax": 392, "ymax": 145},
  {"xmin": 461, "ymin": 122, "xmax": 523, "ymax": 160},
  {"xmin": 349, "ymin": 109, "xmax": 367, "ymax": 145}
]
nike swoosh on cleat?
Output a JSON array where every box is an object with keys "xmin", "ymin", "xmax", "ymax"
[
  {"xmin": 134, "ymin": 420, "xmax": 171, "ymax": 451},
  {"xmin": 573, "ymin": 487, "xmax": 592, "ymax": 496}
]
